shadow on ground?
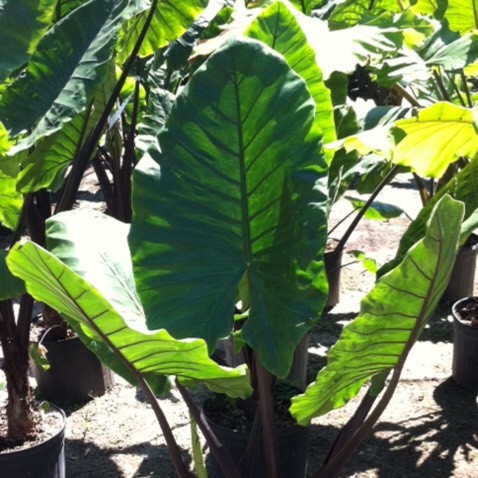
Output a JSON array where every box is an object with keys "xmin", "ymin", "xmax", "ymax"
[
  {"xmin": 307, "ymin": 378, "xmax": 478, "ymax": 478},
  {"xmin": 66, "ymin": 438, "xmax": 190, "ymax": 478}
]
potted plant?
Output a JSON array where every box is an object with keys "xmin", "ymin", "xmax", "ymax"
[
  {"xmin": 0, "ymin": 0, "xmax": 201, "ymax": 471},
  {"xmin": 1, "ymin": 242, "xmax": 66, "ymax": 477},
  {"xmin": 451, "ymin": 297, "xmax": 478, "ymax": 391},
  {"xmin": 5, "ymin": 25, "xmax": 467, "ymax": 478},
  {"xmin": 3, "ymin": 2, "xmax": 477, "ymax": 477}
]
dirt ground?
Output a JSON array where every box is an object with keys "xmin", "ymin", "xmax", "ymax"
[{"xmin": 2, "ymin": 173, "xmax": 478, "ymax": 477}]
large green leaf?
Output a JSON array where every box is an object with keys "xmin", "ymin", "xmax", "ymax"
[
  {"xmin": 0, "ymin": 250, "xmax": 25, "ymax": 300},
  {"xmin": 245, "ymin": 0, "xmax": 336, "ymax": 160},
  {"xmin": 419, "ymin": 28, "xmax": 478, "ymax": 70},
  {"xmin": 6, "ymin": 214, "xmax": 252, "ymax": 399},
  {"xmin": 378, "ymin": 155, "xmax": 478, "ymax": 277},
  {"xmin": 0, "ymin": 121, "xmax": 16, "ymax": 177},
  {"xmin": 391, "ymin": 102, "xmax": 478, "ymax": 178},
  {"xmin": 0, "ymin": 0, "xmax": 135, "ymax": 145},
  {"xmin": 0, "ymin": 0, "xmax": 57, "ymax": 83},
  {"xmin": 129, "ymin": 37, "xmax": 328, "ymax": 378},
  {"xmin": 115, "ymin": 0, "xmax": 207, "ymax": 63},
  {"xmin": 327, "ymin": 0, "xmax": 402, "ymax": 29},
  {"xmin": 15, "ymin": 61, "xmax": 116, "ymax": 193},
  {"xmin": 440, "ymin": 0, "xmax": 478, "ymax": 35},
  {"xmin": 0, "ymin": 171, "xmax": 22, "ymax": 229},
  {"xmin": 290, "ymin": 195, "xmax": 463, "ymax": 425}
]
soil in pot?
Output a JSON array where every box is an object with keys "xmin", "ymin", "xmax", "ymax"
[
  {"xmin": 203, "ymin": 386, "xmax": 308, "ymax": 478},
  {"xmin": 0, "ymin": 405, "xmax": 66, "ymax": 478},
  {"xmin": 30, "ymin": 324, "xmax": 113, "ymax": 404},
  {"xmin": 451, "ymin": 296, "xmax": 478, "ymax": 391}
]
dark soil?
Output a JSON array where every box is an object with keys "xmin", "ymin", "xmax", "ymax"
[
  {"xmin": 453, "ymin": 298, "xmax": 478, "ymax": 328},
  {"xmin": 0, "ymin": 406, "xmax": 64, "ymax": 453}
]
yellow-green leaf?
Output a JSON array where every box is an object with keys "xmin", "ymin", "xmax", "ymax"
[{"xmin": 392, "ymin": 102, "xmax": 478, "ymax": 178}]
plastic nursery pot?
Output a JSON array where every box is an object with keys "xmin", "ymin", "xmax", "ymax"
[
  {"xmin": 0, "ymin": 406, "xmax": 66, "ymax": 478},
  {"xmin": 451, "ymin": 297, "xmax": 478, "ymax": 392},
  {"xmin": 31, "ymin": 334, "xmax": 114, "ymax": 404},
  {"xmin": 442, "ymin": 234, "xmax": 478, "ymax": 303},
  {"xmin": 202, "ymin": 406, "xmax": 308, "ymax": 478}
]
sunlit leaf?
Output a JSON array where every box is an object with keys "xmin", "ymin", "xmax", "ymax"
[
  {"xmin": 291, "ymin": 195, "xmax": 463, "ymax": 424},
  {"xmin": 7, "ymin": 214, "xmax": 253, "ymax": 399},
  {"xmin": 115, "ymin": 0, "xmax": 207, "ymax": 63},
  {"xmin": 392, "ymin": 102, "xmax": 478, "ymax": 178},
  {"xmin": 245, "ymin": 0, "xmax": 336, "ymax": 159},
  {"xmin": 129, "ymin": 37, "xmax": 329, "ymax": 378},
  {"xmin": 0, "ymin": 0, "xmax": 135, "ymax": 146}
]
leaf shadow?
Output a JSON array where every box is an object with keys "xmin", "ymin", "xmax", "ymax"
[{"xmin": 65, "ymin": 438, "xmax": 191, "ymax": 478}]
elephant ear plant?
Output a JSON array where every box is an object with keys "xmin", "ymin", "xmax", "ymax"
[{"xmin": 6, "ymin": 31, "xmax": 466, "ymax": 478}]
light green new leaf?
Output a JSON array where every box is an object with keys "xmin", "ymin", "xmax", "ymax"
[
  {"xmin": 0, "ymin": 250, "xmax": 25, "ymax": 300},
  {"xmin": 7, "ymin": 216, "xmax": 252, "ymax": 399},
  {"xmin": 245, "ymin": 0, "xmax": 336, "ymax": 160},
  {"xmin": 116, "ymin": 0, "xmax": 207, "ymax": 63},
  {"xmin": 129, "ymin": 37, "xmax": 329, "ymax": 378},
  {"xmin": 291, "ymin": 195, "xmax": 463, "ymax": 425},
  {"xmin": 378, "ymin": 155, "xmax": 478, "ymax": 277},
  {"xmin": 348, "ymin": 250, "xmax": 377, "ymax": 274},
  {"xmin": 0, "ymin": 0, "xmax": 134, "ymax": 145},
  {"xmin": 440, "ymin": 0, "xmax": 478, "ymax": 35},
  {"xmin": 345, "ymin": 197, "xmax": 404, "ymax": 220},
  {"xmin": 392, "ymin": 102, "xmax": 478, "ymax": 179},
  {"xmin": 0, "ymin": 0, "xmax": 57, "ymax": 83}
]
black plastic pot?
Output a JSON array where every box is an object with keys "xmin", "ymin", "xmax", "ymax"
[
  {"xmin": 442, "ymin": 234, "xmax": 478, "ymax": 303},
  {"xmin": 0, "ymin": 407, "xmax": 66, "ymax": 478},
  {"xmin": 452, "ymin": 297, "xmax": 478, "ymax": 392},
  {"xmin": 203, "ymin": 408, "xmax": 308, "ymax": 478},
  {"xmin": 31, "ymin": 335, "xmax": 113, "ymax": 404}
]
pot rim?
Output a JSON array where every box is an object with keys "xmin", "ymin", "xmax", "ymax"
[
  {"xmin": 0, "ymin": 404, "xmax": 65, "ymax": 458},
  {"xmin": 452, "ymin": 296, "xmax": 478, "ymax": 329}
]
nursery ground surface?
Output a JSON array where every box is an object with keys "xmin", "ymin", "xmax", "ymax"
[{"xmin": 1, "ymin": 172, "xmax": 478, "ymax": 477}]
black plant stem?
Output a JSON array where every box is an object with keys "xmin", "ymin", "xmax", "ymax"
[
  {"xmin": 175, "ymin": 381, "xmax": 245, "ymax": 478},
  {"xmin": 135, "ymin": 380, "xmax": 193, "ymax": 478},
  {"xmin": 432, "ymin": 69, "xmax": 450, "ymax": 102},
  {"xmin": 319, "ymin": 388, "xmax": 378, "ymax": 469},
  {"xmin": 315, "ymin": 287, "xmax": 434, "ymax": 478},
  {"xmin": 327, "ymin": 206, "xmax": 360, "ymax": 238},
  {"xmin": 460, "ymin": 71, "xmax": 473, "ymax": 108},
  {"xmin": 392, "ymin": 84, "xmax": 419, "ymax": 107},
  {"xmin": 119, "ymin": 73, "xmax": 140, "ymax": 222},
  {"xmin": 413, "ymin": 173, "xmax": 429, "ymax": 205},
  {"xmin": 92, "ymin": 152, "xmax": 117, "ymax": 216},
  {"xmin": 71, "ymin": 314, "xmax": 191, "ymax": 477},
  {"xmin": 55, "ymin": 0, "xmax": 159, "ymax": 213},
  {"xmin": 333, "ymin": 165, "xmax": 398, "ymax": 257},
  {"xmin": 445, "ymin": 71, "xmax": 466, "ymax": 107},
  {"xmin": 255, "ymin": 360, "xmax": 282, "ymax": 478}
]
